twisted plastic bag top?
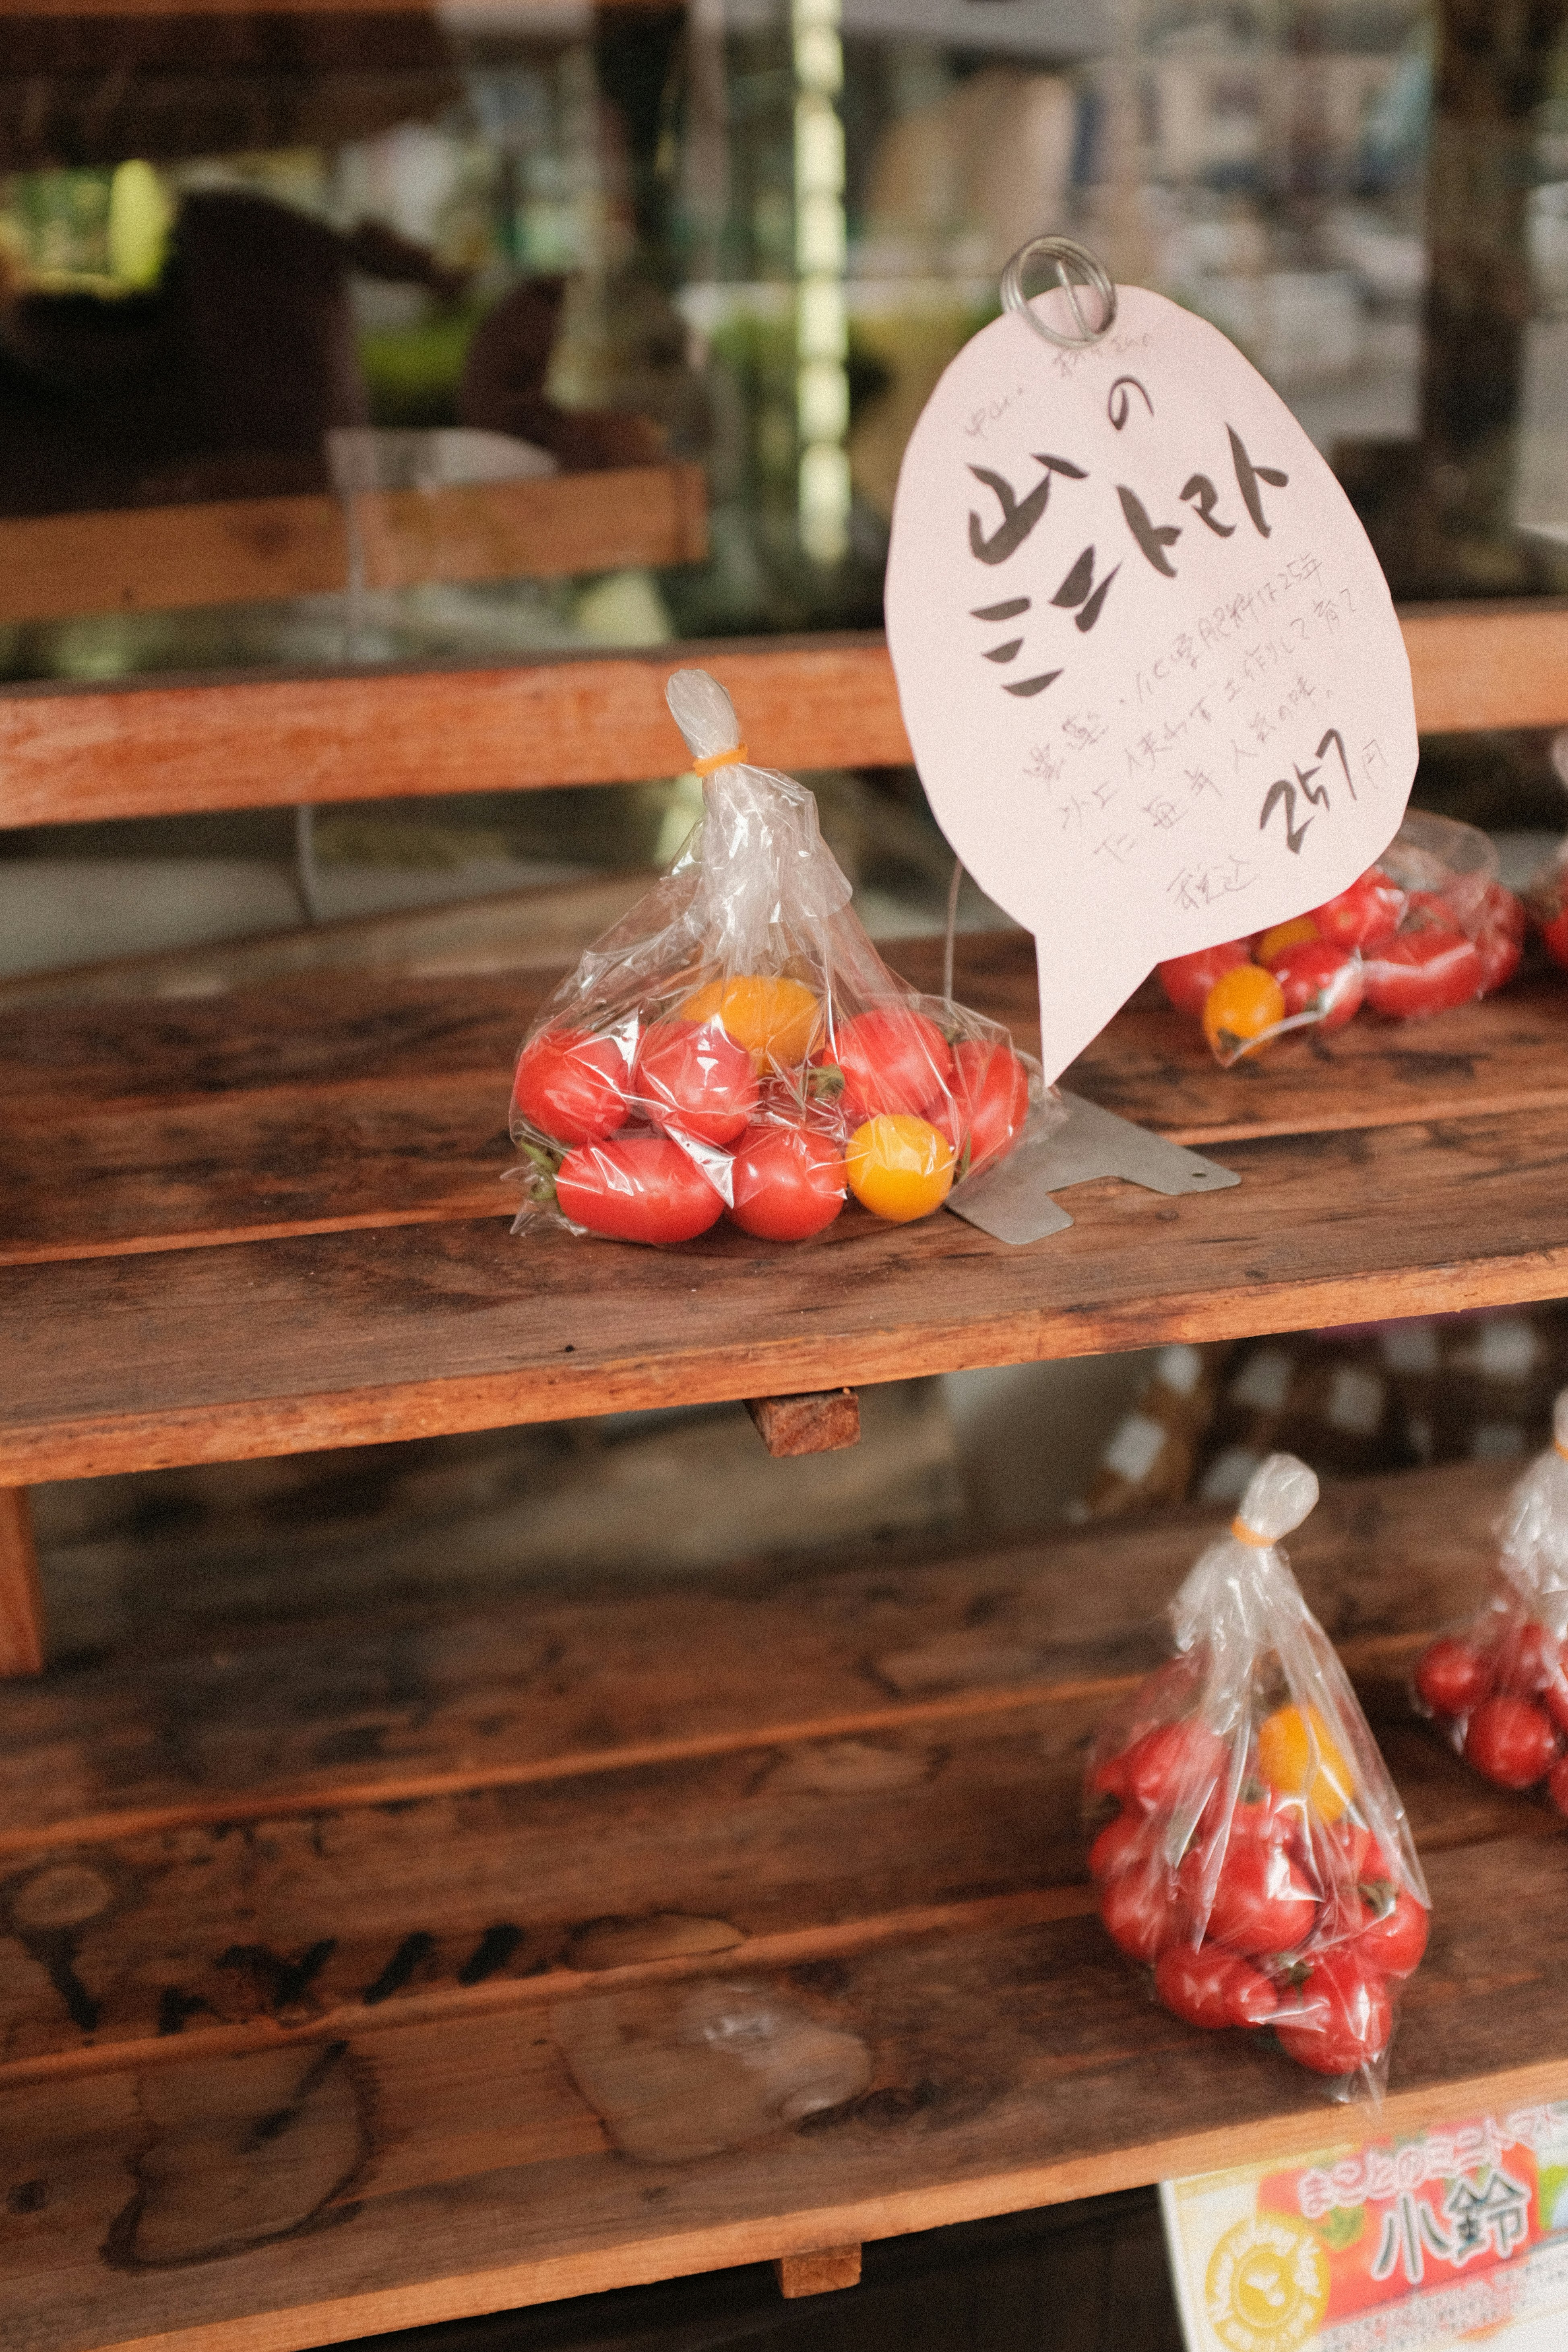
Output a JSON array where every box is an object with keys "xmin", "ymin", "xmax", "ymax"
[
  {"xmin": 1167, "ymin": 1452, "xmax": 1428, "ymax": 1912},
  {"xmin": 1496, "ymin": 1386, "xmax": 1568, "ymax": 1636},
  {"xmin": 1170, "ymin": 1454, "xmax": 1321, "ymax": 1660},
  {"xmin": 664, "ymin": 669, "xmax": 852, "ymax": 973}
]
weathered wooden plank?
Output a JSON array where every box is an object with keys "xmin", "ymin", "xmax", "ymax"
[
  {"xmin": 746, "ymin": 1391, "xmax": 861, "ymax": 1456},
  {"xmin": 1401, "ymin": 599, "xmax": 1568, "ymax": 733},
  {"xmin": 0, "ymin": 1461, "xmax": 1553, "ymax": 2346},
  {"xmin": 775, "ymin": 2247, "xmax": 861, "ymax": 2296},
  {"xmin": 0, "ymin": 874, "xmax": 654, "ymax": 1016},
  {"xmin": 0, "ymin": 1706, "xmax": 1103, "ymax": 2069},
  {"xmin": 3, "ymin": 1102, "xmax": 1566, "ymax": 1483},
  {"xmin": 6, "ymin": 952, "xmax": 1566, "ymax": 1273},
  {"xmin": 0, "ymin": 639, "xmax": 905, "ymax": 832},
  {"xmin": 0, "ymin": 1078, "xmax": 512, "ymax": 1266},
  {"xmin": 10, "ymin": 0, "xmax": 667, "ymax": 14},
  {"xmin": 0, "ymin": 468, "xmax": 707, "ymax": 628},
  {"xmin": 0, "ymin": 606, "xmax": 1560, "ymax": 830},
  {"xmin": 0, "ymin": 1489, "xmax": 43, "ymax": 1678},
  {"xmin": 0, "ymin": 1460, "xmax": 1520, "ymax": 1841},
  {"xmin": 3, "ymin": 1839, "xmax": 1568, "ymax": 2352},
  {"xmin": 0, "ymin": 1666, "xmax": 1528, "ymax": 2079},
  {"xmin": 0, "ymin": 975, "xmax": 528, "ymax": 1115}
]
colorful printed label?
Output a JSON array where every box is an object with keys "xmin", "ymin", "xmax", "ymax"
[{"xmin": 1163, "ymin": 2104, "xmax": 1568, "ymax": 2351}]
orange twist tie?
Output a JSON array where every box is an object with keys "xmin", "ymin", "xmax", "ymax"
[
  {"xmin": 693, "ymin": 743, "xmax": 748, "ymax": 775},
  {"xmin": 1557, "ymin": 1434, "xmax": 1568, "ymax": 1461},
  {"xmin": 1231, "ymin": 1518, "xmax": 1272, "ymax": 1547}
]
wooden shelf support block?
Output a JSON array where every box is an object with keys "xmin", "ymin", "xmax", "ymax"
[
  {"xmin": 0, "ymin": 1489, "xmax": 43, "ymax": 1677},
  {"xmin": 746, "ymin": 1388, "xmax": 861, "ymax": 1457},
  {"xmin": 774, "ymin": 2246, "xmax": 864, "ymax": 2298}
]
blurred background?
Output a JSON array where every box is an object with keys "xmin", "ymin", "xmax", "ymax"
[{"xmin": 3, "ymin": 0, "xmax": 1568, "ymax": 986}]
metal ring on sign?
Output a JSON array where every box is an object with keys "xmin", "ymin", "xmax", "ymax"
[{"xmin": 1000, "ymin": 235, "xmax": 1117, "ymax": 351}]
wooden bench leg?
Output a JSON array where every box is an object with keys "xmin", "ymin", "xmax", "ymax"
[
  {"xmin": 0, "ymin": 1489, "xmax": 44, "ymax": 1677},
  {"xmin": 774, "ymin": 2245, "xmax": 862, "ymax": 2298},
  {"xmin": 746, "ymin": 1389, "xmax": 861, "ymax": 1456}
]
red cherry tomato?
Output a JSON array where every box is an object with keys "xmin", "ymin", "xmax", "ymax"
[
  {"xmin": 513, "ymin": 1028, "xmax": 630, "ymax": 1146},
  {"xmin": 949, "ymin": 1039, "xmax": 1031, "ymax": 1173},
  {"xmin": 1532, "ymin": 873, "xmax": 1568, "ymax": 972},
  {"xmin": 1271, "ymin": 940, "xmax": 1364, "ymax": 1031},
  {"xmin": 1157, "ymin": 939, "xmax": 1255, "ymax": 1016},
  {"xmin": 1088, "ymin": 1808, "xmax": 1153, "ymax": 1882},
  {"xmin": 725, "ymin": 1123, "xmax": 846, "ymax": 1241},
  {"xmin": 1222, "ymin": 1788, "xmax": 1301, "ymax": 1846},
  {"xmin": 635, "ymin": 1019, "xmax": 758, "ymax": 1147},
  {"xmin": 1197, "ymin": 1834, "xmax": 1320, "ymax": 1958},
  {"xmin": 1324, "ymin": 1817, "xmax": 1377, "ymax": 1882},
  {"xmin": 1155, "ymin": 1941, "xmax": 1278, "ymax": 2031},
  {"xmin": 1092, "ymin": 1720, "xmax": 1229, "ymax": 1812},
  {"xmin": 1099, "ymin": 1858, "xmax": 1185, "ymax": 1963},
  {"xmin": 817, "ymin": 1007, "xmax": 955, "ymax": 1123},
  {"xmin": 1275, "ymin": 1951, "xmax": 1393, "ymax": 2076},
  {"xmin": 1415, "ymin": 1635, "xmax": 1492, "ymax": 1721},
  {"xmin": 1311, "ymin": 870, "xmax": 1405, "ymax": 949},
  {"xmin": 1362, "ymin": 914, "xmax": 1485, "ymax": 1020},
  {"xmin": 1496, "ymin": 1618, "xmax": 1563, "ymax": 1697},
  {"xmin": 555, "ymin": 1135, "xmax": 724, "ymax": 1246},
  {"xmin": 1463, "ymin": 1693, "xmax": 1559, "ymax": 1789},
  {"xmin": 1475, "ymin": 885, "xmax": 1525, "ymax": 998},
  {"xmin": 1549, "ymin": 1753, "xmax": 1568, "ymax": 1817},
  {"xmin": 1227, "ymin": 1961, "xmax": 1282, "ymax": 2027},
  {"xmin": 1353, "ymin": 1888, "xmax": 1429, "ymax": 1979}
]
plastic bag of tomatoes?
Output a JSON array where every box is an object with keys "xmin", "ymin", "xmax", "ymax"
[
  {"xmin": 1528, "ymin": 838, "xmax": 1568, "ymax": 977},
  {"xmin": 1159, "ymin": 812, "xmax": 1523, "ymax": 1067},
  {"xmin": 1087, "ymin": 1453, "xmax": 1430, "ymax": 2099},
  {"xmin": 1413, "ymin": 1388, "xmax": 1568, "ymax": 1810},
  {"xmin": 507, "ymin": 668, "xmax": 1053, "ymax": 1247}
]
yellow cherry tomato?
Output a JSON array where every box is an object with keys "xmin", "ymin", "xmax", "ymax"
[
  {"xmin": 845, "ymin": 1114, "xmax": 955, "ymax": 1223},
  {"xmin": 1202, "ymin": 964, "xmax": 1286, "ymax": 1062},
  {"xmin": 1256, "ymin": 915, "xmax": 1320, "ymax": 968},
  {"xmin": 1257, "ymin": 1703, "xmax": 1355, "ymax": 1823},
  {"xmin": 680, "ymin": 975, "xmax": 822, "ymax": 1073}
]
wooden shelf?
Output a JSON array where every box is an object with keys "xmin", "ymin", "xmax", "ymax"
[
  {"xmin": 0, "ymin": 1457, "xmax": 1564, "ymax": 2351},
  {"xmin": 3, "ymin": 935, "xmax": 1566, "ymax": 1484},
  {"xmin": 0, "ymin": 466, "xmax": 708, "ymax": 630},
  {"xmin": 2, "ymin": 605, "xmax": 1564, "ymax": 830}
]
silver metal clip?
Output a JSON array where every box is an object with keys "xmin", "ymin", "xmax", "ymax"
[{"xmin": 1000, "ymin": 235, "xmax": 1117, "ymax": 351}]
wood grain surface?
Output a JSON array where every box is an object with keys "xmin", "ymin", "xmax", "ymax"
[
  {"xmin": 5, "ymin": 1100, "xmax": 1568, "ymax": 1484},
  {"xmin": 0, "ymin": 1490, "xmax": 42, "ymax": 1677},
  {"xmin": 0, "ymin": 1458, "xmax": 1519, "ymax": 1841},
  {"xmin": 1, "ymin": 605, "xmax": 1562, "ymax": 829},
  {"xmin": 775, "ymin": 2247, "xmax": 863, "ymax": 2296},
  {"xmin": 0, "ymin": 1462, "xmax": 1563, "ymax": 2352},
  {"xmin": 3, "ymin": 937, "xmax": 1567, "ymax": 1479},
  {"xmin": 746, "ymin": 1391, "xmax": 862, "ymax": 1456},
  {"xmin": 0, "ymin": 469, "xmax": 708, "ymax": 628},
  {"xmin": 0, "ymin": 942, "xmax": 1563, "ymax": 1255}
]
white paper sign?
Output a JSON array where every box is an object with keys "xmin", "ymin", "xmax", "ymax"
[{"xmin": 886, "ymin": 283, "xmax": 1418, "ymax": 1083}]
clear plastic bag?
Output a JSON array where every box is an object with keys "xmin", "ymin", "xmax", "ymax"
[
  {"xmin": 1525, "ymin": 739, "xmax": 1568, "ymax": 975},
  {"xmin": 1160, "ymin": 812, "xmax": 1524, "ymax": 1066},
  {"xmin": 1087, "ymin": 1453, "xmax": 1430, "ymax": 2100},
  {"xmin": 1413, "ymin": 1389, "xmax": 1568, "ymax": 1809},
  {"xmin": 1527, "ymin": 840, "xmax": 1568, "ymax": 976},
  {"xmin": 507, "ymin": 668, "xmax": 1056, "ymax": 1246}
]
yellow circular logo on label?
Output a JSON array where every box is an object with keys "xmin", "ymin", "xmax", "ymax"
[{"xmin": 1204, "ymin": 2214, "xmax": 1329, "ymax": 2352}]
